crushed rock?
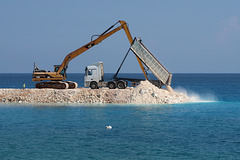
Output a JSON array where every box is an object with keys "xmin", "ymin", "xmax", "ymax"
[{"xmin": 0, "ymin": 80, "xmax": 192, "ymax": 104}]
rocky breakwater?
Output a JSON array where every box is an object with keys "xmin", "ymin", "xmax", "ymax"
[{"xmin": 0, "ymin": 80, "xmax": 192, "ymax": 104}]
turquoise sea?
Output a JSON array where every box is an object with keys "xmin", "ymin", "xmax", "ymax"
[{"xmin": 0, "ymin": 73, "xmax": 240, "ymax": 159}]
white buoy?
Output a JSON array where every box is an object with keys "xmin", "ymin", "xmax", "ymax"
[{"xmin": 106, "ymin": 126, "xmax": 112, "ymax": 129}]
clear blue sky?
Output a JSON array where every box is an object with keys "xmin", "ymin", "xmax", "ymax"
[{"xmin": 0, "ymin": 0, "xmax": 239, "ymax": 73}]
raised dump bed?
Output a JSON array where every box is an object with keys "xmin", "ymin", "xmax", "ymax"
[{"xmin": 130, "ymin": 38, "xmax": 172, "ymax": 85}]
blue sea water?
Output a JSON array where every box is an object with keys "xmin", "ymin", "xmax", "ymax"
[{"xmin": 0, "ymin": 73, "xmax": 240, "ymax": 159}]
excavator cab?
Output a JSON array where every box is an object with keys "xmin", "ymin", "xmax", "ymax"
[{"xmin": 54, "ymin": 65, "xmax": 67, "ymax": 78}]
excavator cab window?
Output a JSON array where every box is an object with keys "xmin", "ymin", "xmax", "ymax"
[{"xmin": 54, "ymin": 65, "xmax": 66, "ymax": 76}]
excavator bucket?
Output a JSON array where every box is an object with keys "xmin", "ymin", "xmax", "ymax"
[{"xmin": 130, "ymin": 38, "xmax": 172, "ymax": 86}]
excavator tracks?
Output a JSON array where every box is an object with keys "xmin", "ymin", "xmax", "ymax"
[
  {"xmin": 66, "ymin": 81, "xmax": 78, "ymax": 89},
  {"xmin": 35, "ymin": 81, "xmax": 78, "ymax": 89}
]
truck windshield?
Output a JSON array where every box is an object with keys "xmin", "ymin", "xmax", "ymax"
[
  {"xmin": 88, "ymin": 70, "xmax": 92, "ymax": 75},
  {"xmin": 85, "ymin": 68, "xmax": 93, "ymax": 76}
]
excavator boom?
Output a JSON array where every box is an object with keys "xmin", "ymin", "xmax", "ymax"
[
  {"xmin": 32, "ymin": 20, "xmax": 148, "ymax": 89},
  {"xmin": 56, "ymin": 20, "xmax": 148, "ymax": 78}
]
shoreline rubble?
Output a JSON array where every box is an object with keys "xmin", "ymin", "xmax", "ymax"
[{"xmin": 0, "ymin": 81, "xmax": 192, "ymax": 104}]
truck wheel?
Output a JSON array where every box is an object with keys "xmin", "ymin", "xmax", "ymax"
[
  {"xmin": 117, "ymin": 81, "xmax": 126, "ymax": 89},
  {"xmin": 90, "ymin": 82, "xmax": 98, "ymax": 89},
  {"xmin": 108, "ymin": 82, "xmax": 116, "ymax": 89}
]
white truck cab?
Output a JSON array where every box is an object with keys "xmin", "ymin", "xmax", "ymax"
[{"xmin": 84, "ymin": 62, "xmax": 127, "ymax": 89}]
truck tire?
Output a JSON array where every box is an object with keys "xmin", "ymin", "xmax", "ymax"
[
  {"xmin": 108, "ymin": 82, "xmax": 116, "ymax": 89},
  {"xmin": 117, "ymin": 81, "xmax": 126, "ymax": 89},
  {"xmin": 90, "ymin": 81, "xmax": 98, "ymax": 89}
]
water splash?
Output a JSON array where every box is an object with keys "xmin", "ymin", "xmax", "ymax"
[{"xmin": 174, "ymin": 87, "xmax": 218, "ymax": 103}]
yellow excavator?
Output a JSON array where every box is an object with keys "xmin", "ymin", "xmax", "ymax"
[{"xmin": 32, "ymin": 20, "xmax": 149, "ymax": 89}]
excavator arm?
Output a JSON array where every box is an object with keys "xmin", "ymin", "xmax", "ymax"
[
  {"xmin": 32, "ymin": 20, "xmax": 148, "ymax": 88},
  {"xmin": 56, "ymin": 20, "xmax": 148, "ymax": 78},
  {"xmin": 119, "ymin": 21, "xmax": 148, "ymax": 79}
]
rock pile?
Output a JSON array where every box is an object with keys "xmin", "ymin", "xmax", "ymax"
[
  {"xmin": 129, "ymin": 81, "xmax": 190, "ymax": 104},
  {"xmin": 0, "ymin": 80, "xmax": 191, "ymax": 104}
]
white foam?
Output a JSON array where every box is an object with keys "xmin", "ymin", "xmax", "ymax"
[{"xmin": 174, "ymin": 87, "xmax": 218, "ymax": 103}]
